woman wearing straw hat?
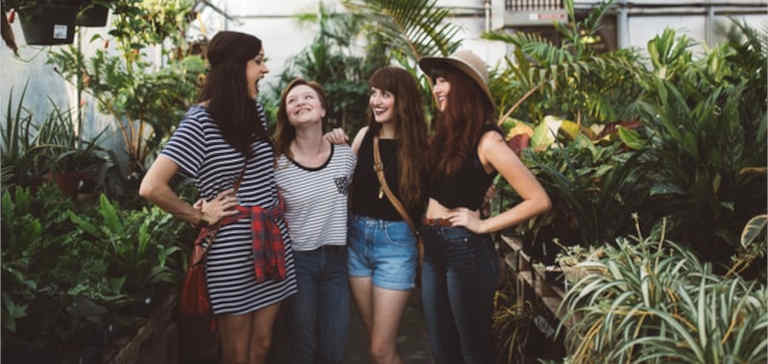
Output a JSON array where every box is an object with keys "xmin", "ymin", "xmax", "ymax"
[{"xmin": 417, "ymin": 50, "xmax": 551, "ymax": 364}]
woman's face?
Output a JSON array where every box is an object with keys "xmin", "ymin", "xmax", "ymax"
[
  {"xmin": 432, "ymin": 76, "xmax": 451, "ymax": 112},
  {"xmin": 369, "ymin": 87, "xmax": 396, "ymax": 123},
  {"xmin": 285, "ymin": 84, "xmax": 326, "ymax": 127},
  {"xmin": 246, "ymin": 49, "xmax": 269, "ymax": 99}
]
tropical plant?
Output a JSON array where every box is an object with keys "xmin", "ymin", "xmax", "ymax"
[
  {"xmin": 495, "ymin": 127, "xmax": 645, "ymax": 265},
  {"xmin": 67, "ymin": 195, "xmax": 186, "ymax": 298},
  {"xmin": 484, "ymin": 0, "xmax": 643, "ymax": 125},
  {"xmin": 1, "ymin": 81, "xmax": 45, "ymax": 188},
  {"xmin": 559, "ymin": 223, "xmax": 768, "ymax": 363},
  {"xmin": 46, "ymin": 0, "xmax": 204, "ymax": 173},
  {"xmin": 624, "ymin": 26, "xmax": 767, "ymax": 264},
  {"xmin": 262, "ymin": 3, "xmax": 389, "ymax": 135},
  {"xmin": 1, "ymin": 183, "xmax": 192, "ymax": 360},
  {"xmin": 726, "ymin": 214, "xmax": 768, "ymax": 279},
  {"xmin": 342, "ymin": 0, "xmax": 462, "ymax": 61}
]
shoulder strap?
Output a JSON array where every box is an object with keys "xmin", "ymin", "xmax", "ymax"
[{"xmin": 373, "ymin": 136, "xmax": 418, "ymax": 236}]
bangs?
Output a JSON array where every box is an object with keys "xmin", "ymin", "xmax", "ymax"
[{"xmin": 369, "ymin": 67, "xmax": 399, "ymax": 94}]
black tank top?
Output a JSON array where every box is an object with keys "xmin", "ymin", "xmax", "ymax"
[
  {"xmin": 429, "ymin": 125, "xmax": 502, "ymax": 210},
  {"xmin": 350, "ymin": 129, "xmax": 403, "ymax": 221}
]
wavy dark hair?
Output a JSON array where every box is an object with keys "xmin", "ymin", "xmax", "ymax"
[
  {"xmin": 274, "ymin": 78, "xmax": 329, "ymax": 158},
  {"xmin": 367, "ymin": 67, "xmax": 429, "ymax": 213},
  {"xmin": 428, "ymin": 67, "xmax": 496, "ymax": 179},
  {"xmin": 198, "ymin": 31, "xmax": 267, "ymax": 155}
]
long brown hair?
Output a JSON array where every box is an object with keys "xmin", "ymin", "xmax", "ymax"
[
  {"xmin": 368, "ymin": 67, "xmax": 429, "ymax": 213},
  {"xmin": 198, "ymin": 31, "xmax": 267, "ymax": 155},
  {"xmin": 274, "ymin": 78, "xmax": 329, "ymax": 158},
  {"xmin": 428, "ymin": 68, "xmax": 496, "ymax": 179}
]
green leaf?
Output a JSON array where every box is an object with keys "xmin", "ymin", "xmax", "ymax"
[
  {"xmin": 740, "ymin": 215, "xmax": 768, "ymax": 249},
  {"xmin": 616, "ymin": 125, "xmax": 646, "ymax": 150},
  {"xmin": 98, "ymin": 194, "xmax": 123, "ymax": 234},
  {"xmin": 69, "ymin": 211, "xmax": 101, "ymax": 237}
]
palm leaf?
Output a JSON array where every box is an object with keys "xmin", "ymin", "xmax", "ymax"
[{"xmin": 342, "ymin": 0, "xmax": 462, "ymax": 60}]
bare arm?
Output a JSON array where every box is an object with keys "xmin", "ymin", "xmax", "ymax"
[
  {"xmin": 139, "ymin": 155, "xmax": 237, "ymax": 226},
  {"xmin": 446, "ymin": 131, "xmax": 551, "ymax": 234},
  {"xmin": 350, "ymin": 126, "xmax": 368, "ymax": 157}
]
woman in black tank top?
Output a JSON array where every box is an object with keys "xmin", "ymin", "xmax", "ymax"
[
  {"xmin": 346, "ymin": 67, "xmax": 429, "ymax": 364},
  {"xmin": 417, "ymin": 50, "xmax": 551, "ymax": 364}
]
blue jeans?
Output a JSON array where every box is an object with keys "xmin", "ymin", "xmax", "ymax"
[
  {"xmin": 289, "ymin": 245, "xmax": 350, "ymax": 364},
  {"xmin": 347, "ymin": 215, "xmax": 418, "ymax": 290},
  {"xmin": 420, "ymin": 225, "xmax": 499, "ymax": 364}
]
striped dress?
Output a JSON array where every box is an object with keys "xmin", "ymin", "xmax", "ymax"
[{"xmin": 161, "ymin": 104, "xmax": 297, "ymax": 315}]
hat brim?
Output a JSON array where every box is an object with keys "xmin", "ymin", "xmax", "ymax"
[{"xmin": 419, "ymin": 56, "xmax": 496, "ymax": 109}]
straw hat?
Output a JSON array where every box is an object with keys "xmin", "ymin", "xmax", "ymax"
[{"xmin": 418, "ymin": 50, "xmax": 496, "ymax": 108}]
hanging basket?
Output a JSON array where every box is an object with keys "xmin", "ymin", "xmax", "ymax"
[
  {"xmin": 18, "ymin": 3, "xmax": 79, "ymax": 45},
  {"xmin": 75, "ymin": 2, "xmax": 108, "ymax": 27}
]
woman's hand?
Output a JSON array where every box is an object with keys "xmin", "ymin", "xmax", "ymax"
[
  {"xmin": 446, "ymin": 207, "xmax": 487, "ymax": 234},
  {"xmin": 195, "ymin": 189, "xmax": 239, "ymax": 225},
  {"xmin": 324, "ymin": 128, "xmax": 349, "ymax": 145}
]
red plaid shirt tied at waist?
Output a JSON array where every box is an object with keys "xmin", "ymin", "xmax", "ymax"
[{"xmin": 194, "ymin": 197, "xmax": 287, "ymax": 283}]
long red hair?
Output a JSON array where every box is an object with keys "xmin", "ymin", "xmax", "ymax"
[{"xmin": 428, "ymin": 68, "xmax": 496, "ymax": 180}]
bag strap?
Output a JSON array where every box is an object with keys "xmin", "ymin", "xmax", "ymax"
[{"xmin": 373, "ymin": 136, "xmax": 419, "ymax": 236}]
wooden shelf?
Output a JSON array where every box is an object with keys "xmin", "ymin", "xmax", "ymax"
[{"xmin": 500, "ymin": 235, "xmax": 568, "ymax": 326}]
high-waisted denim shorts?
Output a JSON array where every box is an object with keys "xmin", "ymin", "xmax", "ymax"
[{"xmin": 347, "ymin": 215, "xmax": 418, "ymax": 290}]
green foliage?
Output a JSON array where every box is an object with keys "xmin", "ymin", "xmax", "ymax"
[
  {"xmin": 1, "ymin": 183, "xmax": 191, "ymax": 353},
  {"xmin": 1, "ymin": 81, "xmax": 47, "ymax": 188},
  {"xmin": 46, "ymin": 0, "xmax": 204, "ymax": 171},
  {"xmin": 496, "ymin": 135, "xmax": 645, "ymax": 262},
  {"xmin": 484, "ymin": 0, "xmax": 642, "ymax": 125},
  {"xmin": 342, "ymin": 0, "xmax": 462, "ymax": 60},
  {"xmin": 262, "ymin": 4, "xmax": 389, "ymax": 136},
  {"xmin": 1, "ymin": 82, "xmax": 112, "ymax": 192},
  {"xmin": 560, "ymin": 230, "xmax": 768, "ymax": 363},
  {"xmin": 627, "ymin": 26, "xmax": 767, "ymax": 262}
]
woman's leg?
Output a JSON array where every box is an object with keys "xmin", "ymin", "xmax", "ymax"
[
  {"xmin": 349, "ymin": 277, "xmax": 374, "ymax": 332},
  {"xmin": 420, "ymin": 229, "xmax": 463, "ymax": 364},
  {"xmin": 217, "ymin": 313, "xmax": 253, "ymax": 364},
  {"xmin": 444, "ymin": 234, "xmax": 499, "ymax": 364},
  {"xmin": 369, "ymin": 286, "xmax": 410, "ymax": 364},
  {"xmin": 247, "ymin": 302, "xmax": 281, "ymax": 364},
  {"xmin": 316, "ymin": 246, "xmax": 351, "ymax": 364},
  {"xmin": 291, "ymin": 250, "xmax": 320, "ymax": 364}
]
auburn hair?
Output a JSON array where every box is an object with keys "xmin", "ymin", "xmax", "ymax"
[
  {"xmin": 367, "ymin": 67, "xmax": 429, "ymax": 213},
  {"xmin": 428, "ymin": 68, "xmax": 496, "ymax": 180},
  {"xmin": 274, "ymin": 78, "xmax": 329, "ymax": 158}
]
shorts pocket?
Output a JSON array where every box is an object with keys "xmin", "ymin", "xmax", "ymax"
[{"xmin": 383, "ymin": 223, "xmax": 417, "ymax": 246}]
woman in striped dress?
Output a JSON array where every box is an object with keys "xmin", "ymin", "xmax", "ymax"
[{"xmin": 139, "ymin": 31, "xmax": 297, "ymax": 364}]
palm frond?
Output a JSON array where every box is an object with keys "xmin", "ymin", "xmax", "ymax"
[{"xmin": 342, "ymin": 0, "xmax": 462, "ymax": 59}]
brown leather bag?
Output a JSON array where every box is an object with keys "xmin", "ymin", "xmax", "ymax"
[
  {"xmin": 178, "ymin": 163, "xmax": 247, "ymax": 326},
  {"xmin": 372, "ymin": 137, "xmax": 424, "ymax": 267}
]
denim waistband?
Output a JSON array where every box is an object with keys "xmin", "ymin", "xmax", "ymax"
[{"xmin": 351, "ymin": 214, "xmax": 406, "ymax": 229}]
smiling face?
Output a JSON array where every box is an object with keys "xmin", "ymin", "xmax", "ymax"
[
  {"xmin": 245, "ymin": 49, "xmax": 269, "ymax": 99},
  {"xmin": 369, "ymin": 86, "xmax": 396, "ymax": 124},
  {"xmin": 285, "ymin": 84, "xmax": 326, "ymax": 127},
  {"xmin": 432, "ymin": 76, "xmax": 451, "ymax": 112}
]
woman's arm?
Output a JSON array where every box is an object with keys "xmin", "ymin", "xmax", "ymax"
[
  {"xmin": 350, "ymin": 126, "xmax": 368, "ymax": 157},
  {"xmin": 139, "ymin": 155, "xmax": 238, "ymax": 226},
  {"xmin": 446, "ymin": 131, "xmax": 551, "ymax": 234}
]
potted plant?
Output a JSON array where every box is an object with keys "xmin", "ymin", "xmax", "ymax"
[
  {"xmin": 75, "ymin": 0, "xmax": 111, "ymax": 27},
  {"xmin": 11, "ymin": 0, "xmax": 82, "ymax": 45}
]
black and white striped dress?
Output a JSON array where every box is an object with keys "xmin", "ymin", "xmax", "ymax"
[{"xmin": 161, "ymin": 104, "xmax": 297, "ymax": 315}]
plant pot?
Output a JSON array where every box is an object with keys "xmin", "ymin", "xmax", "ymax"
[
  {"xmin": 75, "ymin": 2, "xmax": 108, "ymax": 27},
  {"xmin": 18, "ymin": 3, "xmax": 79, "ymax": 45}
]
